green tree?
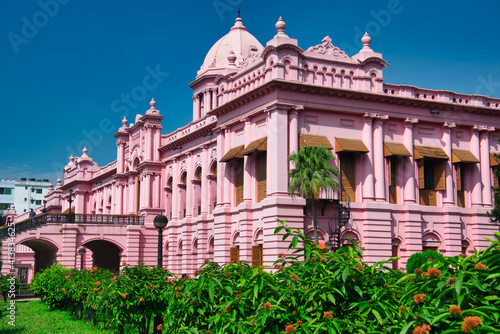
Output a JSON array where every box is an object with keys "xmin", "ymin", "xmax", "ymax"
[{"xmin": 288, "ymin": 145, "xmax": 339, "ymax": 243}]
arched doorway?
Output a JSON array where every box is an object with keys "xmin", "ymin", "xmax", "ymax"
[
  {"xmin": 20, "ymin": 239, "xmax": 58, "ymax": 276},
  {"xmin": 84, "ymin": 240, "xmax": 121, "ymax": 273}
]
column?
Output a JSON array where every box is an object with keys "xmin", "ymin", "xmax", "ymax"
[
  {"xmin": 480, "ymin": 128, "xmax": 493, "ymax": 206},
  {"xmin": 186, "ymin": 153, "xmax": 194, "ymax": 217},
  {"xmin": 289, "ymin": 107, "xmax": 299, "ymax": 156},
  {"xmin": 116, "ymin": 184, "xmax": 123, "ymax": 214},
  {"xmin": 243, "ymin": 118, "xmax": 252, "ymax": 202},
  {"xmin": 403, "ymin": 118, "xmax": 417, "ymax": 204},
  {"xmin": 442, "ymin": 123, "xmax": 455, "ymax": 206},
  {"xmin": 145, "ymin": 126, "xmax": 152, "ymax": 161},
  {"xmin": 268, "ymin": 105, "xmax": 289, "ymax": 197},
  {"xmin": 201, "ymin": 145, "xmax": 209, "ymax": 214},
  {"xmin": 117, "ymin": 141, "xmax": 125, "ymax": 173},
  {"xmin": 223, "ymin": 127, "xmax": 232, "ymax": 204},
  {"xmin": 154, "ymin": 126, "xmax": 161, "ymax": 161},
  {"xmin": 204, "ymin": 90, "xmax": 210, "ymax": 115},
  {"xmin": 193, "ymin": 96, "xmax": 198, "ymax": 120},
  {"xmin": 212, "ymin": 88, "xmax": 217, "ymax": 110},
  {"xmin": 470, "ymin": 126, "xmax": 482, "ymax": 207},
  {"xmin": 172, "ymin": 159, "xmax": 179, "ymax": 219},
  {"xmin": 373, "ymin": 116, "xmax": 387, "ymax": 201},
  {"xmin": 362, "ymin": 114, "xmax": 375, "ymax": 201}
]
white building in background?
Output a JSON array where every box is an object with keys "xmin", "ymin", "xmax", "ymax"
[
  {"xmin": 0, "ymin": 179, "xmax": 16, "ymax": 211},
  {"xmin": 13, "ymin": 178, "xmax": 52, "ymax": 213}
]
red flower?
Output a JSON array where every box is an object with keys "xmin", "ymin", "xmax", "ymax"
[
  {"xmin": 122, "ymin": 261, "xmax": 127, "ymax": 265},
  {"xmin": 156, "ymin": 324, "xmax": 162, "ymax": 331},
  {"xmin": 93, "ymin": 288, "xmax": 98, "ymax": 292},
  {"xmin": 139, "ymin": 297, "xmax": 143, "ymax": 302},
  {"xmin": 413, "ymin": 293, "xmax": 427, "ymax": 304},
  {"xmin": 113, "ymin": 276, "xmax": 117, "ymax": 280},
  {"xmin": 474, "ymin": 262, "xmax": 487, "ymax": 270},
  {"xmin": 264, "ymin": 302, "xmax": 271, "ymax": 311},
  {"xmin": 324, "ymin": 311, "xmax": 333, "ymax": 319},
  {"xmin": 412, "ymin": 324, "xmax": 431, "ymax": 334},
  {"xmin": 320, "ymin": 257, "xmax": 326, "ymax": 263},
  {"xmin": 285, "ymin": 324, "xmax": 297, "ymax": 333},
  {"xmin": 175, "ymin": 292, "xmax": 180, "ymax": 297},
  {"xmin": 427, "ymin": 267, "xmax": 441, "ymax": 278},
  {"xmin": 461, "ymin": 316, "xmax": 482, "ymax": 333},
  {"xmin": 318, "ymin": 243, "xmax": 327, "ymax": 249},
  {"xmin": 450, "ymin": 305, "xmax": 462, "ymax": 316},
  {"xmin": 62, "ymin": 288, "xmax": 65, "ymax": 292},
  {"xmin": 95, "ymin": 281, "xmax": 100, "ymax": 285},
  {"xmin": 290, "ymin": 274, "xmax": 298, "ymax": 282},
  {"xmin": 121, "ymin": 293, "xmax": 126, "ymax": 300}
]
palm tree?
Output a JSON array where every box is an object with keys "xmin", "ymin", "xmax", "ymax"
[{"xmin": 288, "ymin": 145, "xmax": 339, "ymax": 244}]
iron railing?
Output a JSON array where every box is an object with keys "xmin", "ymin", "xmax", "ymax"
[{"xmin": 0, "ymin": 213, "xmax": 144, "ymax": 239}]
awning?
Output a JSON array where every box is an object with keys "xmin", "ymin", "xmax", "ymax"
[
  {"xmin": 299, "ymin": 134, "xmax": 333, "ymax": 149},
  {"xmin": 242, "ymin": 137, "xmax": 267, "ymax": 156},
  {"xmin": 220, "ymin": 145, "xmax": 245, "ymax": 162},
  {"xmin": 491, "ymin": 153, "xmax": 500, "ymax": 166},
  {"xmin": 384, "ymin": 142, "xmax": 412, "ymax": 157},
  {"xmin": 62, "ymin": 207, "xmax": 75, "ymax": 214},
  {"xmin": 452, "ymin": 149, "xmax": 479, "ymax": 164},
  {"xmin": 335, "ymin": 138, "xmax": 369, "ymax": 153},
  {"xmin": 413, "ymin": 146, "xmax": 449, "ymax": 160}
]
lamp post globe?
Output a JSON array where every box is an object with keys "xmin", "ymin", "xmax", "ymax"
[
  {"xmin": 153, "ymin": 214, "xmax": 168, "ymax": 269},
  {"xmin": 78, "ymin": 248, "xmax": 86, "ymax": 270}
]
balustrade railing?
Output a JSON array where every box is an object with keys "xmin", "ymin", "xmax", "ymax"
[{"xmin": 0, "ymin": 213, "xmax": 144, "ymax": 239}]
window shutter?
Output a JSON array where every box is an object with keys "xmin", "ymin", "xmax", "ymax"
[
  {"xmin": 456, "ymin": 164, "xmax": 462, "ymax": 191},
  {"xmin": 230, "ymin": 246, "xmax": 240, "ymax": 264},
  {"xmin": 340, "ymin": 154, "xmax": 356, "ymax": 202},
  {"xmin": 252, "ymin": 245, "xmax": 263, "ymax": 268},
  {"xmin": 494, "ymin": 167, "xmax": 499, "ymax": 190},
  {"xmin": 434, "ymin": 161, "xmax": 446, "ymax": 191},
  {"xmin": 257, "ymin": 153, "xmax": 267, "ymax": 202},
  {"xmin": 388, "ymin": 157, "xmax": 397, "ymax": 204},
  {"xmin": 418, "ymin": 160, "xmax": 425, "ymax": 189},
  {"xmin": 235, "ymin": 160, "xmax": 244, "ymax": 205}
]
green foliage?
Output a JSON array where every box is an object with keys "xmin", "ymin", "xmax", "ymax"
[
  {"xmin": 406, "ymin": 250, "xmax": 445, "ymax": 274},
  {"xmin": 30, "ymin": 222, "xmax": 500, "ymax": 334},
  {"xmin": 288, "ymin": 145, "xmax": 339, "ymax": 243}
]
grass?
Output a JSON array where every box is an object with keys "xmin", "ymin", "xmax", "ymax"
[{"xmin": 0, "ymin": 300, "xmax": 115, "ymax": 334}]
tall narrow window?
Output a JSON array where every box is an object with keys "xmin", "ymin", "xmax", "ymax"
[
  {"xmin": 235, "ymin": 159, "xmax": 244, "ymax": 205},
  {"xmin": 229, "ymin": 246, "xmax": 240, "ymax": 264},
  {"xmin": 388, "ymin": 157, "xmax": 397, "ymax": 204},
  {"xmin": 418, "ymin": 159, "xmax": 445, "ymax": 206},
  {"xmin": 256, "ymin": 152, "xmax": 267, "ymax": 202},
  {"xmin": 456, "ymin": 163, "xmax": 465, "ymax": 208},
  {"xmin": 340, "ymin": 153, "xmax": 355, "ymax": 202},
  {"xmin": 252, "ymin": 244, "xmax": 263, "ymax": 268}
]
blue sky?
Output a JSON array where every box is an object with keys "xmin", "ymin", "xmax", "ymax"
[{"xmin": 1, "ymin": 0, "xmax": 499, "ymax": 184}]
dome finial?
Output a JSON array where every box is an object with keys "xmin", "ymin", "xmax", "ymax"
[
  {"xmin": 82, "ymin": 146, "xmax": 89, "ymax": 158},
  {"xmin": 361, "ymin": 32, "xmax": 373, "ymax": 50},
  {"xmin": 275, "ymin": 16, "xmax": 288, "ymax": 37},
  {"xmin": 227, "ymin": 50, "xmax": 237, "ymax": 68},
  {"xmin": 231, "ymin": 12, "xmax": 246, "ymax": 30}
]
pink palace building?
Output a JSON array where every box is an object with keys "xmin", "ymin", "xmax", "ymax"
[{"xmin": 3, "ymin": 15, "xmax": 500, "ymax": 281}]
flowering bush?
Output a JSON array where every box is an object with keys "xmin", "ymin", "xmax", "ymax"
[{"xmin": 29, "ymin": 220, "xmax": 500, "ymax": 333}]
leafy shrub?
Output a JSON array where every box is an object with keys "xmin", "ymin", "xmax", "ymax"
[
  {"xmin": 406, "ymin": 249, "xmax": 445, "ymax": 274},
  {"xmin": 30, "ymin": 222, "xmax": 500, "ymax": 334}
]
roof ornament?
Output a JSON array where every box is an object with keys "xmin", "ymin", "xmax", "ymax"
[
  {"xmin": 227, "ymin": 50, "xmax": 237, "ymax": 68},
  {"xmin": 122, "ymin": 117, "xmax": 128, "ymax": 127},
  {"xmin": 231, "ymin": 13, "xmax": 246, "ymax": 31},
  {"xmin": 147, "ymin": 98, "xmax": 158, "ymax": 113},
  {"xmin": 237, "ymin": 8, "xmax": 240, "ymax": 18},
  {"xmin": 361, "ymin": 32, "xmax": 373, "ymax": 51},
  {"xmin": 81, "ymin": 146, "xmax": 89, "ymax": 158},
  {"xmin": 275, "ymin": 16, "xmax": 288, "ymax": 37}
]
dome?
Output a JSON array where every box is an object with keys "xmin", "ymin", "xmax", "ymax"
[{"xmin": 198, "ymin": 16, "xmax": 264, "ymax": 76}]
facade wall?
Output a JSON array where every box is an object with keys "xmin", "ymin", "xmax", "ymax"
[{"xmin": 4, "ymin": 16, "xmax": 500, "ymax": 278}]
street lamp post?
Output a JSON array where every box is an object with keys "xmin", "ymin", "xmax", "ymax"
[
  {"xmin": 42, "ymin": 200, "xmax": 47, "ymax": 213},
  {"xmin": 78, "ymin": 248, "xmax": 86, "ymax": 270},
  {"xmin": 68, "ymin": 189, "xmax": 73, "ymax": 223},
  {"xmin": 153, "ymin": 214, "xmax": 168, "ymax": 268},
  {"xmin": 153, "ymin": 214, "xmax": 168, "ymax": 334}
]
